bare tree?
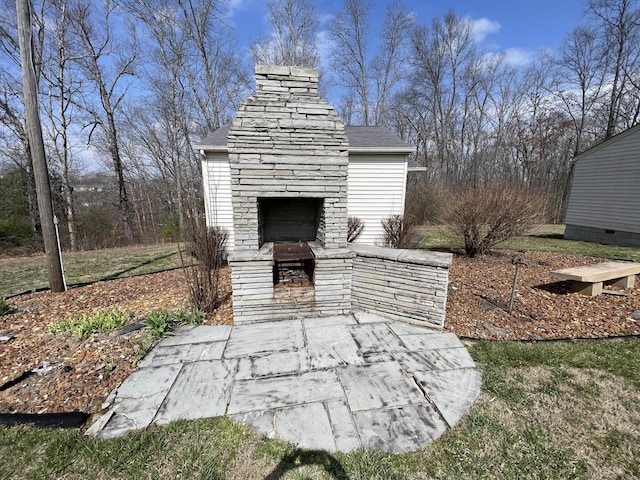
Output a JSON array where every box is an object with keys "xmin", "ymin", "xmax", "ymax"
[
  {"xmin": 0, "ymin": 0, "xmax": 44, "ymax": 237},
  {"xmin": 330, "ymin": 0, "xmax": 372, "ymax": 125},
  {"xmin": 41, "ymin": 0, "xmax": 82, "ymax": 250},
  {"xmin": 174, "ymin": 0, "xmax": 250, "ymax": 132},
  {"xmin": 555, "ymin": 25, "xmax": 608, "ymax": 155},
  {"xmin": 329, "ymin": 0, "xmax": 413, "ymax": 126},
  {"xmin": 409, "ymin": 12, "xmax": 477, "ymax": 181},
  {"xmin": 587, "ymin": 0, "xmax": 640, "ymax": 138},
  {"xmin": 70, "ymin": 0, "xmax": 136, "ymax": 242},
  {"xmin": 250, "ymin": 0, "xmax": 320, "ymax": 67},
  {"xmin": 370, "ymin": 0, "xmax": 413, "ymax": 126},
  {"xmin": 119, "ymin": 0, "xmax": 248, "ymax": 237}
]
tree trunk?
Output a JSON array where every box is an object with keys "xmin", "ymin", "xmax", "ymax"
[
  {"xmin": 16, "ymin": 0, "xmax": 65, "ymax": 292},
  {"xmin": 106, "ymin": 114, "xmax": 134, "ymax": 243}
]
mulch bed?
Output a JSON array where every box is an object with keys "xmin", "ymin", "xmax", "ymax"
[{"xmin": 1, "ymin": 251, "xmax": 639, "ymax": 416}]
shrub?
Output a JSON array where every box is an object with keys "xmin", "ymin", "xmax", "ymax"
[
  {"xmin": 444, "ymin": 185, "xmax": 545, "ymax": 257},
  {"xmin": 0, "ymin": 218, "xmax": 33, "ymax": 247},
  {"xmin": 160, "ymin": 216, "xmax": 181, "ymax": 243},
  {"xmin": 347, "ymin": 217, "xmax": 365, "ymax": 243},
  {"xmin": 50, "ymin": 308, "xmax": 134, "ymax": 339},
  {"xmin": 380, "ymin": 214, "xmax": 415, "ymax": 249},
  {"xmin": 405, "ymin": 174, "xmax": 448, "ymax": 224},
  {"xmin": 181, "ymin": 222, "xmax": 228, "ymax": 313}
]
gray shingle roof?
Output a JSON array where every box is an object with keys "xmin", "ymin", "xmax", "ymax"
[
  {"xmin": 345, "ymin": 126, "xmax": 413, "ymax": 152},
  {"xmin": 193, "ymin": 123, "xmax": 414, "ymax": 154}
]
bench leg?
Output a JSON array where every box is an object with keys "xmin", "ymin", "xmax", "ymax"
[
  {"xmin": 606, "ymin": 275, "xmax": 635, "ymax": 290},
  {"xmin": 570, "ymin": 281, "xmax": 603, "ymax": 296}
]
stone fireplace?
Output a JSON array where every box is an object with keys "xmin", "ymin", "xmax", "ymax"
[
  {"xmin": 227, "ymin": 65, "xmax": 355, "ymax": 324},
  {"xmin": 220, "ymin": 65, "xmax": 452, "ymax": 327}
]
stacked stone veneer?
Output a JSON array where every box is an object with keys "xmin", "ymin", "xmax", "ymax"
[
  {"xmin": 228, "ymin": 65, "xmax": 352, "ymax": 324},
  {"xmin": 350, "ymin": 245, "xmax": 453, "ymax": 329},
  {"xmin": 230, "ymin": 243, "xmax": 354, "ymax": 324},
  {"xmin": 227, "ymin": 65, "xmax": 348, "ymax": 250}
]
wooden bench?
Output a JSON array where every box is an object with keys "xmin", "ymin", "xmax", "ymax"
[{"xmin": 550, "ymin": 261, "xmax": 640, "ymax": 296}]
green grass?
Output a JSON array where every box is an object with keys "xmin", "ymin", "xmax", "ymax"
[
  {"xmin": 1, "ymin": 339, "xmax": 638, "ymax": 479},
  {"xmin": 418, "ymin": 224, "xmax": 640, "ymax": 261},
  {"xmin": 50, "ymin": 308, "xmax": 134, "ymax": 339},
  {"xmin": 0, "ymin": 243, "xmax": 187, "ymax": 298}
]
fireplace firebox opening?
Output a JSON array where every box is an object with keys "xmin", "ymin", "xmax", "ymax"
[
  {"xmin": 258, "ymin": 197, "xmax": 321, "ymax": 287},
  {"xmin": 258, "ymin": 197, "xmax": 322, "ymax": 247}
]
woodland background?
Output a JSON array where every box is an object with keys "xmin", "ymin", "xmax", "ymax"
[{"xmin": 1, "ymin": 0, "xmax": 639, "ymax": 252}]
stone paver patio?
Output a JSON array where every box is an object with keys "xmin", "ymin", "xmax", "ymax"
[{"xmin": 87, "ymin": 312, "xmax": 481, "ymax": 454}]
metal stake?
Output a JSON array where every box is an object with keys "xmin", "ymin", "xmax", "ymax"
[
  {"xmin": 53, "ymin": 215, "xmax": 67, "ymax": 291},
  {"xmin": 508, "ymin": 251, "xmax": 525, "ymax": 312}
]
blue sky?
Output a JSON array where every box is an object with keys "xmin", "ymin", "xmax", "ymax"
[{"xmin": 226, "ymin": 0, "xmax": 588, "ymax": 67}]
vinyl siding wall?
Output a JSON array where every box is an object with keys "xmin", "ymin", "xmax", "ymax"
[
  {"xmin": 347, "ymin": 154, "xmax": 408, "ymax": 245},
  {"xmin": 202, "ymin": 152, "xmax": 408, "ymax": 248},
  {"xmin": 565, "ymin": 127, "xmax": 640, "ymax": 238},
  {"xmin": 202, "ymin": 152, "xmax": 234, "ymax": 248}
]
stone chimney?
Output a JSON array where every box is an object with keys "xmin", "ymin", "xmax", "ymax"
[{"xmin": 227, "ymin": 65, "xmax": 349, "ymax": 251}]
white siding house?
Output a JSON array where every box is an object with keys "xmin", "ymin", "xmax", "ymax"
[
  {"xmin": 202, "ymin": 152, "xmax": 234, "ymax": 247},
  {"xmin": 565, "ymin": 123, "xmax": 640, "ymax": 247},
  {"xmin": 194, "ymin": 124, "xmax": 414, "ymax": 249}
]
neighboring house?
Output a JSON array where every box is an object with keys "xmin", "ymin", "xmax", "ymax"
[
  {"xmin": 194, "ymin": 123, "xmax": 415, "ymax": 249},
  {"xmin": 564, "ymin": 123, "xmax": 640, "ymax": 247}
]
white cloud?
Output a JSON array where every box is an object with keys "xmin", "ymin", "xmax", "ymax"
[
  {"xmin": 503, "ymin": 48, "xmax": 534, "ymax": 66},
  {"xmin": 468, "ymin": 17, "xmax": 501, "ymax": 43},
  {"xmin": 225, "ymin": 0, "xmax": 258, "ymax": 18},
  {"xmin": 319, "ymin": 13, "xmax": 334, "ymax": 26},
  {"xmin": 480, "ymin": 47, "xmax": 536, "ymax": 69},
  {"xmin": 227, "ymin": 0, "xmax": 251, "ymax": 12}
]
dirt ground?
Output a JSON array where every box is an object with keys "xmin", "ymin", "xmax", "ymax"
[{"xmin": 1, "ymin": 251, "xmax": 639, "ymax": 415}]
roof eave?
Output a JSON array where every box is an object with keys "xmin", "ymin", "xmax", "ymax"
[
  {"xmin": 193, "ymin": 144, "xmax": 228, "ymax": 153},
  {"xmin": 196, "ymin": 146, "xmax": 416, "ymax": 155},
  {"xmin": 347, "ymin": 147, "xmax": 416, "ymax": 155}
]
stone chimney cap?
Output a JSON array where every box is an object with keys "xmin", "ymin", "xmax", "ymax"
[{"xmin": 255, "ymin": 64, "xmax": 318, "ymax": 81}]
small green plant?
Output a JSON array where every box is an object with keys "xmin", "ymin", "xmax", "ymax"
[
  {"xmin": 143, "ymin": 310, "xmax": 175, "ymax": 341},
  {"xmin": 137, "ymin": 307, "xmax": 204, "ymax": 361},
  {"xmin": 50, "ymin": 308, "xmax": 134, "ymax": 339},
  {"xmin": 0, "ymin": 297, "xmax": 16, "ymax": 316},
  {"xmin": 143, "ymin": 307, "xmax": 203, "ymax": 341}
]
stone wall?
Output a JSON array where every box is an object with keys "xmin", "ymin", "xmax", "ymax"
[
  {"xmin": 350, "ymin": 245, "xmax": 453, "ymax": 329},
  {"xmin": 230, "ymin": 244, "xmax": 354, "ymax": 324},
  {"xmin": 227, "ymin": 65, "xmax": 349, "ymax": 250}
]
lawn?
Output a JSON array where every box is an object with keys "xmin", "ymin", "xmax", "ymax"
[
  {"xmin": 0, "ymin": 243, "xmax": 186, "ymax": 298},
  {"xmin": 418, "ymin": 224, "xmax": 640, "ymax": 261},
  {"xmin": 1, "ymin": 339, "xmax": 638, "ymax": 479}
]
